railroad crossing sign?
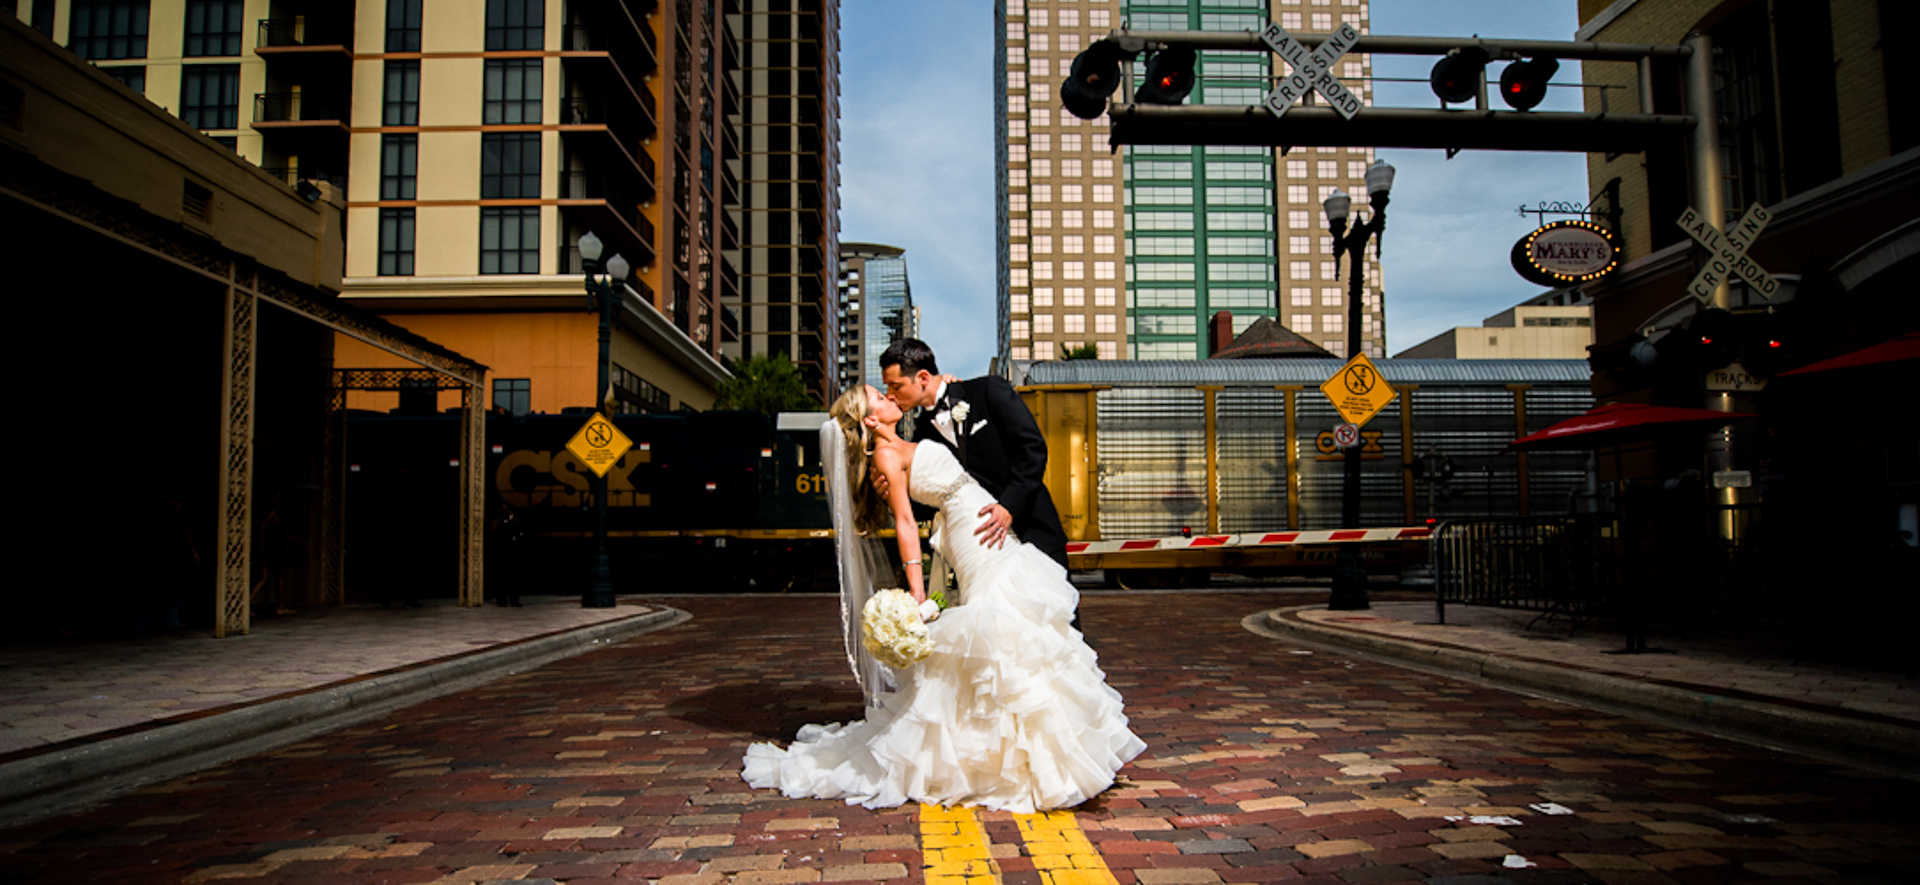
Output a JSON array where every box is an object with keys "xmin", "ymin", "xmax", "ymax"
[
  {"xmin": 1260, "ymin": 20, "xmax": 1362, "ymax": 119},
  {"xmin": 566, "ymin": 411, "xmax": 632, "ymax": 478},
  {"xmin": 1676, "ymin": 203, "xmax": 1779, "ymax": 303},
  {"xmin": 1319, "ymin": 351, "xmax": 1397, "ymax": 427}
]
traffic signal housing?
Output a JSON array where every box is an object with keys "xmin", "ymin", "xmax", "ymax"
[
  {"xmin": 1060, "ymin": 40, "xmax": 1129, "ymax": 120},
  {"xmin": 1429, "ymin": 47, "xmax": 1489, "ymax": 105},
  {"xmin": 1499, "ymin": 56, "xmax": 1559, "ymax": 110},
  {"xmin": 1134, "ymin": 46, "xmax": 1197, "ymax": 105}
]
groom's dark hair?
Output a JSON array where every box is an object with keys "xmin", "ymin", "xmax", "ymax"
[{"xmin": 880, "ymin": 338, "xmax": 939, "ymax": 376}]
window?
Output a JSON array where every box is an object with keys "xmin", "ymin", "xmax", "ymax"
[
  {"xmin": 1288, "ymin": 235, "xmax": 1311, "ymax": 255},
  {"xmin": 1062, "ymin": 261, "xmax": 1084, "ymax": 280},
  {"xmin": 1093, "ymin": 209, "xmax": 1114, "ymax": 228},
  {"xmin": 1322, "ymin": 287, "xmax": 1342, "ymax": 306},
  {"xmin": 379, "ymin": 208, "xmax": 415, "ymax": 275},
  {"xmin": 485, "ymin": 0, "xmax": 543, "ymax": 50},
  {"xmin": 1137, "ymin": 341, "xmax": 1197, "ymax": 359},
  {"xmin": 1093, "ymin": 235, "xmax": 1114, "ymax": 254},
  {"xmin": 493, "ymin": 378, "xmax": 531, "ymax": 415},
  {"xmin": 386, "ymin": 0, "xmax": 421, "ymax": 52},
  {"xmin": 69, "ymin": 0, "xmax": 149, "ymax": 60},
  {"xmin": 1060, "ymin": 287, "xmax": 1084, "ymax": 307},
  {"xmin": 481, "ymin": 133, "xmax": 540, "ymax": 198},
  {"xmin": 1097, "ymin": 341, "xmax": 1118, "ymax": 359},
  {"xmin": 1031, "ymin": 235, "xmax": 1051, "ymax": 254},
  {"xmin": 1062, "ymin": 235, "xmax": 1083, "ymax": 254},
  {"xmin": 1061, "ymin": 133, "xmax": 1081, "ymax": 152},
  {"xmin": 1209, "ymin": 238, "xmax": 1270, "ymax": 257},
  {"xmin": 1207, "ymin": 187, "xmax": 1270, "ymax": 206},
  {"xmin": 1286, "ymin": 184, "xmax": 1308, "ymax": 204},
  {"xmin": 1317, "ymin": 160, "xmax": 1339, "ymax": 179},
  {"xmin": 1288, "ymin": 210, "xmax": 1310, "ymax": 229},
  {"xmin": 1061, "ymin": 209, "xmax": 1082, "ymax": 228},
  {"xmin": 1094, "ymin": 287, "xmax": 1116, "ymax": 307},
  {"xmin": 183, "ymin": 0, "xmax": 240, "ymax": 56},
  {"xmin": 384, "ymin": 61, "xmax": 420, "ymax": 125},
  {"xmin": 179, "ymin": 64, "xmax": 238, "ymax": 130},
  {"xmin": 1093, "ymin": 261, "xmax": 1116, "ymax": 280},
  {"xmin": 1137, "ymin": 315, "xmax": 1197, "ymax": 335},
  {"xmin": 1288, "ymin": 261, "xmax": 1311, "ymax": 279},
  {"xmin": 1034, "ymin": 315, "xmax": 1053, "ymax": 334},
  {"xmin": 1010, "ymin": 244, "xmax": 1030, "ymax": 262},
  {"xmin": 1134, "ymin": 238, "xmax": 1193, "ymax": 256},
  {"xmin": 1290, "ymin": 288, "xmax": 1312, "ymax": 306},
  {"xmin": 1032, "ymin": 210, "xmax": 1052, "ymax": 228},
  {"xmin": 381, "ymin": 134, "xmax": 417, "ymax": 199},
  {"xmin": 480, "ymin": 207, "xmax": 539, "ymax": 274},
  {"xmin": 1033, "ymin": 288, "xmax": 1053, "ymax": 307},
  {"xmin": 1095, "ymin": 315, "xmax": 1116, "ymax": 334},
  {"xmin": 1092, "ymin": 184, "xmax": 1113, "ymax": 202},
  {"xmin": 1060, "ymin": 158, "xmax": 1081, "ymax": 177},
  {"xmin": 1063, "ymin": 315, "xmax": 1085, "ymax": 334},
  {"xmin": 1061, "ymin": 184, "xmax": 1082, "ymax": 203},
  {"xmin": 1212, "ymin": 289, "xmax": 1270, "ymax": 309},
  {"xmin": 484, "ymin": 59, "xmax": 542, "ymax": 124},
  {"xmin": 1135, "ymin": 289, "xmax": 1192, "ymax": 308},
  {"xmin": 1321, "ymin": 260, "xmax": 1338, "ymax": 280},
  {"xmin": 1323, "ymin": 314, "xmax": 1343, "ymax": 334},
  {"xmin": 1033, "ymin": 185, "xmax": 1052, "ymax": 204},
  {"xmin": 1289, "ymin": 314, "xmax": 1314, "ymax": 333},
  {"xmin": 1010, "ymin": 294, "xmax": 1029, "ymax": 314}
]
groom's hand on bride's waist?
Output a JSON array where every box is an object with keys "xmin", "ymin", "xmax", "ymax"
[{"xmin": 975, "ymin": 503, "xmax": 1012, "ymax": 548}]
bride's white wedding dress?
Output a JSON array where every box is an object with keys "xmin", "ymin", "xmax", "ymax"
[{"xmin": 742, "ymin": 441, "xmax": 1145, "ymax": 812}]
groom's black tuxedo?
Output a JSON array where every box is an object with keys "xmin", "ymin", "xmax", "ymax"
[{"xmin": 913, "ymin": 376, "xmax": 1070, "ymax": 569}]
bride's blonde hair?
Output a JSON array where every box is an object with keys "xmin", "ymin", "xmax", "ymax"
[{"xmin": 829, "ymin": 386, "xmax": 888, "ymax": 535}]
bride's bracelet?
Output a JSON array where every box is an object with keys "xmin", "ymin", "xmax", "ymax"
[{"xmin": 904, "ymin": 559, "xmax": 922, "ymax": 566}]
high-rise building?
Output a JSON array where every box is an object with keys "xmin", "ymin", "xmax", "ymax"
[
  {"xmin": 837, "ymin": 243, "xmax": 916, "ymax": 390},
  {"xmin": 996, "ymin": 0, "xmax": 1385, "ymax": 366},
  {"xmin": 18, "ymin": 0, "xmax": 736, "ymax": 414},
  {"xmin": 728, "ymin": 0, "xmax": 842, "ymax": 405}
]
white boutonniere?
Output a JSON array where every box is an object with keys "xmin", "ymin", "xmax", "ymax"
[{"xmin": 950, "ymin": 401, "xmax": 971, "ymax": 424}]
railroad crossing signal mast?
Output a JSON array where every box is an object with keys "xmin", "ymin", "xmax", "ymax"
[{"xmin": 1060, "ymin": 28, "xmax": 1755, "ymax": 593}]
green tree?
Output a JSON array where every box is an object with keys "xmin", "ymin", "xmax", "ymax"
[
  {"xmin": 1060, "ymin": 343, "xmax": 1099, "ymax": 360},
  {"xmin": 712, "ymin": 354, "xmax": 819, "ymax": 413}
]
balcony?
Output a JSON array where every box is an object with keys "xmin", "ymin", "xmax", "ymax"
[
  {"xmin": 558, "ymin": 98, "xmax": 656, "ymax": 204},
  {"xmin": 252, "ymin": 92, "xmax": 348, "ymax": 162},
  {"xmin": 255, "ymin": 18, "xmax": 351, "ymax": 79},
  {"xmin": 559, "ymin": 170, "xmax": 657, "ymax": 268}
]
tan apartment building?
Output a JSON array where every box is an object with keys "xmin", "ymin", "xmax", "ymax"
[
  {"xmin": 996, "ymin": 0, "xmax": 1385, "ymax": 366},
  {"xmin": 15, "ymin": 0, "xmax": 735, "ymax": 416},
  {"xmin": 1396, "ymin": 303, "xmax": 1594, "ymax": 359},
  {"xmin": 728, "ymin": 0, "xmax": 840, "ymax": 404}
]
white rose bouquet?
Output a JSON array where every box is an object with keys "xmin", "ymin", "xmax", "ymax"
[{"xmin": 861, "ymin": 589, "xmax": 935, "ymax": 669}]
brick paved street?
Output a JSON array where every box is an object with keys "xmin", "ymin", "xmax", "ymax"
[{"xmin": 2, "ymin": 592, "xmax": 1915, "ymax": 884}]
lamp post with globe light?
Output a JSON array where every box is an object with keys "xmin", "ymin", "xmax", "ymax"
[
  {"xmin": 577, "ymin": 231, "xmax": 629, "ymax": 608},
  {"xmin": 1322, "ymin": 159, "xmax": 1394, "ymax": 611}
]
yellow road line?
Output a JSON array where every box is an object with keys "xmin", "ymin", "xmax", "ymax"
[
  {"xmin": 1015, "ymin": 810, "xmax": 1119, "ymax": 885},
  {"xmin": 921, "ymin": 804, "xmax": 999, "ymax": 885}
]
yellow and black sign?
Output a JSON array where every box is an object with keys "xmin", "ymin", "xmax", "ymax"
[
  {"xmin": 1318, "ymin": 352, "xmax": 1397, "ymax": 427},
  {"xmin": 565, "ymin": 412, "xmax": 633, "ymax": 478}
]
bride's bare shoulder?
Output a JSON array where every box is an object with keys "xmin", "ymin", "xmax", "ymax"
[{"xmin": 872, "ymin": 438, "xmax": 915, "ymax": 472}]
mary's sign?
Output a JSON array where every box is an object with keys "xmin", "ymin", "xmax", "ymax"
[{"xmin": 1511, "ymin": 219, "xmax": 1620, "ymax": 287}]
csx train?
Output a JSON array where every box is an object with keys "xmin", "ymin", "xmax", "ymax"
[{"xmin": 342, "ymin": 359, "xmax": 1594, "ymax": 596}]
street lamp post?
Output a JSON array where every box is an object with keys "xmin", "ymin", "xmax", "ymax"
[
  {"xmin": 1322, "ymin": 159, "xmax": 1395, "ymax": 611},
  {"xmin": 577, "ymin": 231, "xmax": 629, "ymax": 609}
]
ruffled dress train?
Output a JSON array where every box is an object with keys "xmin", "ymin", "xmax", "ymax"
[{"xmin": 742, "ymin": 442, "xmax": 1144, "ymax": 813}]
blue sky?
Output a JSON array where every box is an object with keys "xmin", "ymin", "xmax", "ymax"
[{"xmin": 837, "ymin": 0, "xmax": 1588, "ymax": 376}]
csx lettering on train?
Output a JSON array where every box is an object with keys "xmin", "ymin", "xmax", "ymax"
[{"xmin": 496, "ymin": 449, "xmax": 650, "ymax": 508}]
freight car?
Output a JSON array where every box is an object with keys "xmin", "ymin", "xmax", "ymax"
[
  {"xmin": 341, "ymin": 409, "xmax": 837, "ymax": 599},
  {"xmin": 1012, "ymin": 359, "xmax": 1596, "ymax": 582}
]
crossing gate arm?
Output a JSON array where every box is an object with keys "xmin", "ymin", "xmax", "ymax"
[{"xmin": 1067, "ymin": 527, "xmax": 1431, "ymax": 570}]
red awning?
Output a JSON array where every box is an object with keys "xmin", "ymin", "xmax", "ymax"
[
  {"xmin": 1773, "ymin": 331, "xmax": 1920, "ymax": 377},
  {"xmin": 1505, "ymin": 402, "xmax": 1757, "ymax": 452}
]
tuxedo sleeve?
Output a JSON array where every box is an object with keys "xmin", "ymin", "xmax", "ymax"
[{"xmin": 982, "ymin": 376, "xmax": 1051, "ymax": 523}]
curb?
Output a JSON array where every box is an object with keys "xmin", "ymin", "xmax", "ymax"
[
  {"xmin": 0, "ymin": 606, "xmax": 690, "ymax": 828},
  {"xmin": 1253, "ymin": 605, "xmax": 1920, "ymax": 776}
]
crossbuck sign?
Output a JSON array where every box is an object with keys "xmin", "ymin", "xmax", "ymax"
[
  {"xmin": 1260, "ymin": 21, "xmax": 1362, "ymax": 119},
  {"xmin": 1676, "ymin": 203, "xmax": 1779, "ymax": 303}
]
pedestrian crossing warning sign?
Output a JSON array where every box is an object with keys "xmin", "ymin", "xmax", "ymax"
[
  {"xmin": 566, "ymin": 412, "xmax": 632, "ymax": 478},
  {"xmin": 1319, "ymin": 352, "xmax": 1397, "ymax": 427}
]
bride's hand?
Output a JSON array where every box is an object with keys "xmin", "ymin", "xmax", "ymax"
[{"xmin": 874, "ymin": 471, "xmax": 890, "ymax": 498}]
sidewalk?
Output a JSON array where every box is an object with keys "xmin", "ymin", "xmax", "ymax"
[
  {"xmin": 1254, "ymin": 597, "xmax": 1920, "ymax": 774},
  {"xmin": 0, "ymin": 596, "xmax": 684, "ymax": 826}
]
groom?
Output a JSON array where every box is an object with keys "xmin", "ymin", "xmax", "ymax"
[{"xmin": 878, "ymin": 338, "xmax": 1070, "ymax": 570}]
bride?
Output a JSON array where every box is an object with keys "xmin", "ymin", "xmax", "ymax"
[{"xmin": 741, "ymin": 385, "xmax": 1145, "ymax": 813}]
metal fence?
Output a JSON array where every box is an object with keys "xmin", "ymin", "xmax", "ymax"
[{"xmin": 1432, "ymin": 516, "xmax": 1618, "ymax": 625}]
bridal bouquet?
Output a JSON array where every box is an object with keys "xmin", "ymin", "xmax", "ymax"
[{"xmin": 861, "ymin": 589, "xmax": 935, "ymax": 669}]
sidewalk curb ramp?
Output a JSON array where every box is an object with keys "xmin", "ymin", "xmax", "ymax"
[
  {"xmin": 1255, "ymin": 605, "xmax": 1920, "ymax": 776},
  {"xmin": 0, "ymin": 606, "xmax": 689, "ymax": 828}
]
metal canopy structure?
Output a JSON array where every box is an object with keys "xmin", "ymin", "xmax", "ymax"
[{"xmin": 1100, "ymin": 30, "xmax": 1696, "ymax": 154}]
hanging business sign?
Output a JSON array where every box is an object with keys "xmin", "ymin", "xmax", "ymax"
[{"xmin": 1510, "ymin": 219, "xmax": 1620, "ymax": 287}]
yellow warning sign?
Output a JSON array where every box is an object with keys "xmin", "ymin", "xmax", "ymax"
[
  {"xmin": 566, "ymin": 412, "xmax": 633, "ymax": 478},
  {"xmin": 1318, "ymin": 352, "xmax": 1397, "ymax": 427}
]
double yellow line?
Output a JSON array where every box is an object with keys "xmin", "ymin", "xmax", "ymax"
[{"xmin": 920, "ymin": 804, "xmax": 1118, "ymax": 885}]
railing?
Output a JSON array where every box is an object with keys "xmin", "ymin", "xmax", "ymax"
[
  {"xmin": 258, "ymin": 166, "xmax": 346, "ymax": 188},
  {"xmin": 1432, "ymin": 516, "xmax": 1619, "ymax": 626},
  {"xmin": 253, "ymin": 93, "xmax": 341, "ymax": 123},
  {"xmin": 257, "ymin": 18, "xmax": 346, "ymax": 48}
]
